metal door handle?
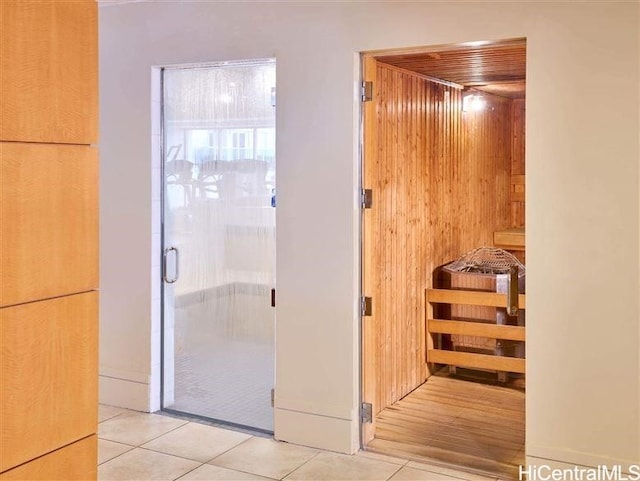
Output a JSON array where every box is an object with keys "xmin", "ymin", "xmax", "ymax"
[
  {"xmin": 507, "ymin": 265, "xmax": 519, "ymax": 316},
  {"xmin": 163, "ymin": 246, "xmax": 179, "ymax": 283}
]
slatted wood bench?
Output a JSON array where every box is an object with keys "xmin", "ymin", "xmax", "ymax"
[{"xmin": 425, "ymin": 288, "xmax": 526, "ymax": 374}]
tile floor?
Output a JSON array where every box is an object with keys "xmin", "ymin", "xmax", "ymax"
[{"xmin": 98, "ymin": 405, "xmax": 509, "ymax": 481}]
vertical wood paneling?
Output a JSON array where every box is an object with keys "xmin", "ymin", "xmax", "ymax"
[
  {"xmin": 364, "ymin": 61, "xmax": 514, "ymax": 414},
  {"xmin": 510, "ymin": 99, "xmax": 526, "ymax": 227},
  {"xmin": 458, "ymin": 93, "xmax": 512, "ymax": 252}
]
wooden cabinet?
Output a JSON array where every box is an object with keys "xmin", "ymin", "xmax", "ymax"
[
  {"xmin": 0, "ymin": 143, "xmax": 98, "ymax": 307},
  {"xmin": 0, "ymin": 0, "xmax": 98, "ymax": 144},
  {"xmin": 0, "ymin": 436, "xmax": 97, "ymax": 481},
  {"xmin": 0, "ymin": 293, "xmax": 98, "ymax": 472},
  {"xmin": 0, "ymin": 0, "xmax": 98, "ymax": 478}
]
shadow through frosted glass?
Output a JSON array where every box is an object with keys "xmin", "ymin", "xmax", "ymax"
[{"xmin": 161, "ymin": 59, "xmax": 276, "ymax": 432}]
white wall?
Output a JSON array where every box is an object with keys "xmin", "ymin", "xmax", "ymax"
[{"xmin": 99, "ymin": 0, "xmax": 640, "ymax": 466}]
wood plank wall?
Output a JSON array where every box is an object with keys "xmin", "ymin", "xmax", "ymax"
[
  {"xmin": 510, "ymin": 99, "xmax": 526, "ymax": 227},
  {"xmin": 455, "ymin": 93, "xmax": 513, "ymax": 250},
  {"xmin": 368, "ymin": 62, "xmax": 513, "ymax": 413}
]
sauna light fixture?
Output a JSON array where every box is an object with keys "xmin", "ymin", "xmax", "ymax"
[{"xmin": 462, "ymin": 94, "xmax": 486, "ymax": 112}]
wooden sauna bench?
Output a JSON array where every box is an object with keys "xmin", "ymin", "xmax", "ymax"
[{"xmin": 426, "ymin": 288, "xmax": 526, "ymax": 375}]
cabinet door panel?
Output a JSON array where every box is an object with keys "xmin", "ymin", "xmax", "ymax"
[
  {"xmin": 0, "ymin": 0, "xmax": 98, "ymax": 144},
  {"xmin": 0, "ymin": 435, "xmax": 97, "ymax": 480},
  {"xmin": 0, "ymin": 142, "xmax": 98, "ymax": 307},
  {"xmin": 0, "ymin": 293, "xmax": 98, "ymax": 472}
]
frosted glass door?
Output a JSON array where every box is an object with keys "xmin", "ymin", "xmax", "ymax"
[{"xmin": 161, "ymin": 60, "xmax": 276, "ymax": 432}]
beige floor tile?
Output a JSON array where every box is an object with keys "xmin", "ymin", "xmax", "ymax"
[
  {"xmin": 99, "ymin": 404, "xmax": 129, "ymax": 423},
  {"xmin": 98, "ymin": 448, "xmax": 200, "ymax": 481},
  {"xmin": 284, "ymin": 451, "xmax": 401, "ymax": 480},
  {"xmin": 209, "ymin": 437, "xmax": 318, "ymax": 479},
  {"xmin": 406, "ymin": 461, "xmax": 498, "ymax": 481},
  {"xmin": 98, "ymin": 439, "xmax": 134, "ymax": 465},
  {"xmin": 99, "ymin": 411, "xmax": 188, "ymax": 446},
  {"xmin": 357, "ymin": 450, "xmax": 408, "ymax": 466},
  {"xmin": 142, "ymin": 422, "xmax": 252, "ymax": 462},
  {"xmin": 178, "ymin": 464, "xmax": 276, "ymax": 480},
  {"xmin": 390, "ymin": 466, "xmax": 463, "ymax": 480}
]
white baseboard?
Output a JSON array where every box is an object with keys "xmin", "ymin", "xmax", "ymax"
[
  {"xmin": 99, "ymin": 374, "xmax": 150, "ymax": 412},
  {"xmin": 274, "ymin": 407, "xmax": 358, "ymax": 454}
]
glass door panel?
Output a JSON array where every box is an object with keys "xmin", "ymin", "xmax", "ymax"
[{"xmin": 162, "ymin": 60, "xmax": 276, "ymax": 432}]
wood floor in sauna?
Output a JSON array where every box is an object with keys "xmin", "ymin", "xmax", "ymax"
[{"xmin": 367, "ymin": 374, "xmax": 525, "ymax": 479}]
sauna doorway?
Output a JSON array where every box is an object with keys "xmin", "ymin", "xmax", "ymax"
[{"xmin": 360, "ymin": 38, "xmax": 526, "ymax": 478}]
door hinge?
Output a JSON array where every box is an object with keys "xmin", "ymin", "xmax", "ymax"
[
  {"xmin": 361, "ymin": 188, "xmax": 372, "ymax": 209},
  {"xmin": 271, "ymin": 388, "xmax": 275, "ymax": 407},
  {"xmin": 361, "ymin": 81, "xmax": 373, "ymax": 102},
  {"xmin": 361, "ymin": 296, "xmax": 372, "ymax": 317},
  {"xmin": 271, "ymin": 288, "xmax": 276, "ymax": 307},
  {"xmin": 360, "ymin": 402, "xmax": 372, "ymax": 423}
]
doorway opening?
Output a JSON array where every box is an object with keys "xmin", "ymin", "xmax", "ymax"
[
  {"xmin": 361, "ymin": 39, "xmax": 526, "ymax": 478},
  {"xmin": 160, "ymin": 59, "xmax": 276, "ymax": 433}
]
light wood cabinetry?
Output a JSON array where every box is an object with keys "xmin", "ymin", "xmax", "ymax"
[
  {"xmin": 0, "ymin": 293, "xmax": 98, "ymax": 472},
  {"xmin": 0, "ymin": 436, "xmax": 97, "ymax": 481},
  {"xmin": 0, "ymin": 0, "xmax": 98, "ymax": 478},
  {"xmin": 0, "ymin": 0, "xmax": 98, "ymax": 144},
  {"xmin": 0, "ymin": 143, "xmax": 98, "ymax": 307}
]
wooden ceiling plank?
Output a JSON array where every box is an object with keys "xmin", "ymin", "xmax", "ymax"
[{"xmin": 375, "ymin": 40, "xmax": 526, "ymax": 95}]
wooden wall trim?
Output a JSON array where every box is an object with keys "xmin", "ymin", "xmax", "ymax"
[
  {"xmin": 361, "ymin": 55, "xmax": 378, "ymax": 444},
  {"xmin": 510, "ymin": 99, "xmax": 526, "ymax": 227},
  {"xmin": 375, "ymin": 61, "xmax": 464, "ymax": 90}
]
